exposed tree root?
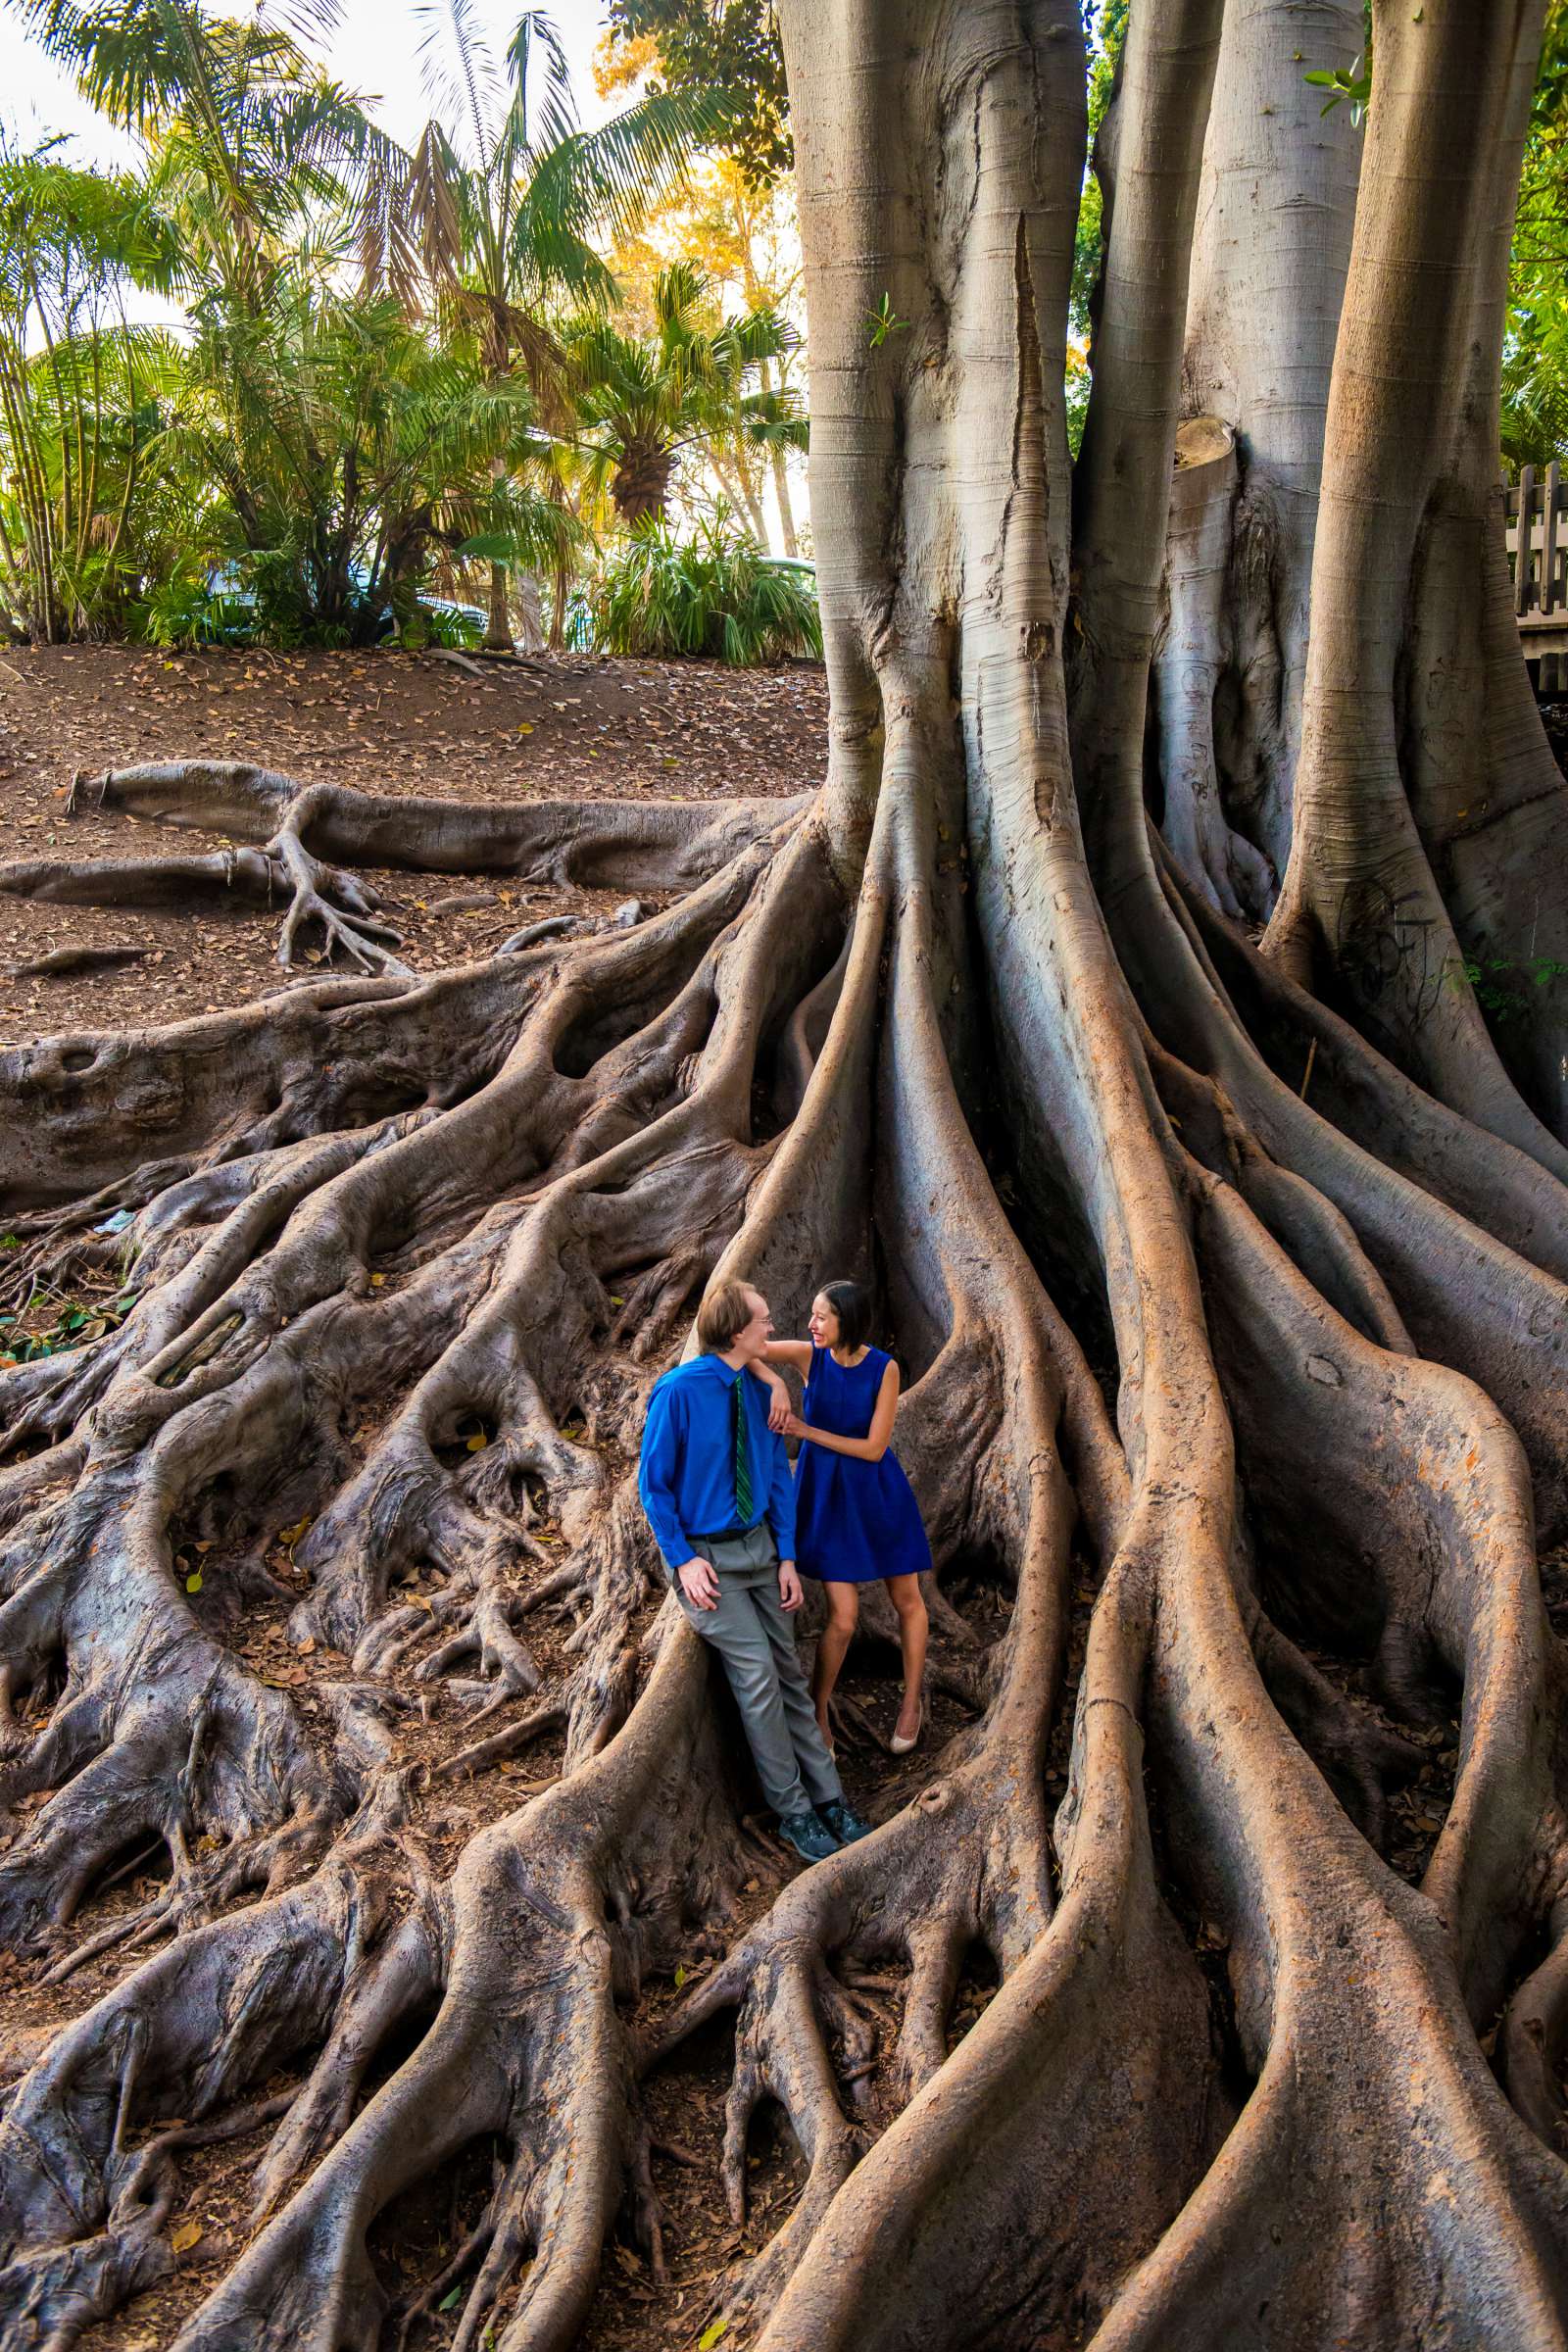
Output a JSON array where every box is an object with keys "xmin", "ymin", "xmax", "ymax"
[
  {"xmin": 0, "ymin": 761, "xmax": 797, "ymax": 975},
  {"xmin": 9, "ymin": 680, "xmax": 1562, "ymax": 2349}
]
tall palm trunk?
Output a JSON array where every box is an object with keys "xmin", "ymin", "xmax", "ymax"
[
  {"xmin": 484, "ymin": 460, "xmax": 512, "ymax": 652},
  {"xmin": 759, "ymin": 355, "xmax": 799, "ymax": 556}
]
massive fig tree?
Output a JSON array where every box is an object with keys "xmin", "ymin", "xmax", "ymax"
[{"xmin": 4, "ymin": 3, "xmax": 1568, "ymax": 2348}]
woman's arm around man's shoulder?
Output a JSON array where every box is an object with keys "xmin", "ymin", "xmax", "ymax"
[{"xmin": 754, "ymin": 1340, "xmax": 810, "ymax": 1434}]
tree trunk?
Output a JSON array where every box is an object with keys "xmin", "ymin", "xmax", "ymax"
[
  {"xmin": 513, "ymin": 571, "xmax": 546, "ymax": 655},
  {"xmin": 1148, "ymin": 0, "xmax": 1364, "ymax": 916},
  {"xmin": 612, "ymin": 438, "xmax": 678, "ymax": 527},
  {"xmin": 3, "ymin": 6, "xmax": 1568, "ymax": 2352},
  {"xmin": 711, "ymin": 448, "xmax": 772, "ymax": 545},
  {"xmin": 771, "ymin": 448, "xmax": 799, "ymax": 558},
  {"xmin": 760, "ymin": 354, "xmax": 802, "ymax": 556},
  {"xmin": 1266, "ymin": 0, "xmax": 1568, "ymax": 1156},
  {"xmin": 485, "ymin": 456, "xmax": 513, "ymax": 653},
  {"xmin": 484, "ymin": 560, "xmax": 512, "ymax": 654}
]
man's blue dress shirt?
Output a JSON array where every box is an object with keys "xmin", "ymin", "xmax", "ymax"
[{"xmin": 638, "ymin": 1352, "xmax": 796, "ymax": 1573}]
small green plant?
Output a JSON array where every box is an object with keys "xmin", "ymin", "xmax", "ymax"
[
  {"xmin": 383, "ymin": 599, "xmax": 482, "ymax": 654},
  {"xmin": 865, "ymin": 291, "xmax": 909, "ymax": 348},
  {"xmin": 1453, "ymin": 952, "xmax": 1568, "ymax": 1024},
  {"xmin": 587, "ymin": 514, "xmax": 821, "ymax": 666},
  {"xmin": 0, "ymin": 1286, "xmax": 136, "ymax": 1367},
  {"xmin": 1304, "ymin": 47, "xmax": 1372, "ymax": 124},
  {"xmin": 137, "ymin": 572, "xmax": 258, "ymax": 650}
]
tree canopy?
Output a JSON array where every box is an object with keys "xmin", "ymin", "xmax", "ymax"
[{"xmin": 602, "ymin": 0, "xmax": 792, "ymax": 183}]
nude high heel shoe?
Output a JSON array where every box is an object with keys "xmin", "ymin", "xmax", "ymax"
[{"xmin": 889, "ymin": 1697, "xmax": 923, "ymax": 1756}]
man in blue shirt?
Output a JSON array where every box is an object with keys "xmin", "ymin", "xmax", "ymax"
[{"xmin": 639, "ymin": 1278, "xmax": 870, "ymax": 1864}]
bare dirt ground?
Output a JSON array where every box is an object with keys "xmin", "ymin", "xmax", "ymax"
[{"xmin": 0, "ymin": 641, "xmax": 823, "ymax": 1042}]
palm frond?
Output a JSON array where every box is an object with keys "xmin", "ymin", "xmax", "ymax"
[
  {"xmin": 9, "ymin": 0, "xmax": 200, "ymax": 132},
  {"xmin": 518, "ymin": 86, "xmax": 724, "ymax": 257},
  {"xmin": 255, "ymin": 0, "xmax": 343, "ymax": 44},
  {"xmin": 358, "ymin": 119, "xmax": 465, "ymax": 311},
  {"xmin": 505, "ymin": 207, "xmax": 619, "ymax": 305},
  {"xmin": 737, "ymin": 387, "xmax": 809, "ymax": 454},
  {"xmin": 503, "ymin": 9, "xmax": 575, "ymax": 160},
  {"xmin": 1501, "ymin": 318, "xmax": 1568, "ymax": 470},
  {"xmin": 415, "ymin": 0, "xmax": 505, "ymax": 171}
]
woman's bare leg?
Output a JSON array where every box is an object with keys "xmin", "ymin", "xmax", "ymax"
[
  {"xmin": 888, "ymin": 1574, "xmax": 929, "ymax": 1742},
  {"xmin": 811, "ymin": 1582, "xmax": 859, "ymax": 1741}
]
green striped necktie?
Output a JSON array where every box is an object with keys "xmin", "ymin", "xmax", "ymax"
[{"xmin": 733, "ymin": 1374, "xmax": 754, "ymax": 1522}]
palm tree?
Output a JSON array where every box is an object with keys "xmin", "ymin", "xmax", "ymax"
[
  {"xmin": 375, "ymin": 4, "xmax": 723, "ymax": 649},
  {"xmin": 566, "ymin": 259, "xmax": 807, "ymax": 529},
  {"xmin": 10, "ymin": 0, "xmax": 404, "ymax": 316},
  {"xmin": 171, "ymin": 278, "xmax": 570, "ymax": 645},
  {"xmin": 604, "ymin": 153, "xmax": 808, "ymax": 550},
  {"xmin": 0, "ymin": 142, "xmax": 184, "ymax": 639}
]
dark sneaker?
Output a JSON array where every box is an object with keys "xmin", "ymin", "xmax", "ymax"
[
  {"xmin": 777, "ymin": 1809, "xmax": 838, "ymax": 1863},
  {"xmin": 818, "ymin": 1799, "xmax": 872, "ymax": 1844}
]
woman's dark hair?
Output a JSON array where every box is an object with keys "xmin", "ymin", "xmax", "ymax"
[{"xmin": 817, "ymin": 1279, "xmax": 871, "ymax": 1352}]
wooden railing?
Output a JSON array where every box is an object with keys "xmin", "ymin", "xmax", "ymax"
[{"xmin": 1507, "ymin": 461, "xmax": 1567, "ymax": 689}]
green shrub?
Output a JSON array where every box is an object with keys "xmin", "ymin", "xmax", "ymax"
[
  {"xmin": 587, "ymin": 514, "xmax": 820, "ymax": 664},
  {"xmin": 137, "ymin": 570, "xmax": 259, "ymax": 648},
  {"xmin": 1458, "ymin": 952, "xmax": 1568, "ymax": 1024}
]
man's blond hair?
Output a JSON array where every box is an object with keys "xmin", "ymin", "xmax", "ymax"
[{"xmin": 697, "ymin": 1279, "xmax": 759, "ymax": 1353}]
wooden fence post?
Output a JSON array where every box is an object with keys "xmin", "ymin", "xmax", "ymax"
[
  {"xmin": 1544, "ymin": 458, "xmax": 1562, "ymax": 618},
  {"xmin": 1517, "ymin": 462, "xmax": 1537, "ymax": 616}
]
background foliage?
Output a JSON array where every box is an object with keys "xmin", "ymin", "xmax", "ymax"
[{"xmin": 0, "ymin": 0, "xmax": 1563, "ymax": 657}]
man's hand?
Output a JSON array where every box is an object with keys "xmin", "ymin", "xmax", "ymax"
[
  {"xmin": 758, "ymin": 1366, "xmax": 792, "ymax": 1433},
  {"xmin": 778, "ymin": 1559, "xmax": 803, "ymax": 1612},
  {"xmin": 679, "ymin": 1556, "xmax": 720, "ymax": 1612}
]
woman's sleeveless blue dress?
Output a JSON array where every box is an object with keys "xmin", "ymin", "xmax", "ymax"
[{"xmin": 794, "ymin": 1345, "xmax": 931, "ymax": 1584}]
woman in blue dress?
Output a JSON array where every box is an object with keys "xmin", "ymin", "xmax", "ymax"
[{"xmin": 761, "ymin": 1280, "xmax": 930, "ymax": 1754}]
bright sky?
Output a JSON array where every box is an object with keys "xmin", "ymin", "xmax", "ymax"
[{"xmin": 0, "ymin": 1, "xmax": 612, "ymax": 166}]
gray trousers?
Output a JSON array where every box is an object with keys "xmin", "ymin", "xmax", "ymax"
[{"xmin": 674, "ymin": 1524, "xmax": 843, "ymax": 1820}]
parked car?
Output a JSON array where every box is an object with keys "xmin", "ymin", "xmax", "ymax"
[{"xmin": 194, "ymin": 564, "xmax": 486, "ymax": 648}]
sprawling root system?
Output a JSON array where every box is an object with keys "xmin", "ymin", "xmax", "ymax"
[
  {"xmin": 4, "ymin": 704, "xmax": 1568, "ymax": 2352},
  {"xmin": 7, "ymin": 2, "xmax": 1568, "ymax": 2348}
]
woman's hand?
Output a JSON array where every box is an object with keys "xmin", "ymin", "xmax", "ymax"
[
  {"xmin": 757, "ymin": 1367, "xmax": 792, "ymax": 1433},
  {"xmin": 783, "ymin": 1409, "xmax": 808, "ymax": 1441}
]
